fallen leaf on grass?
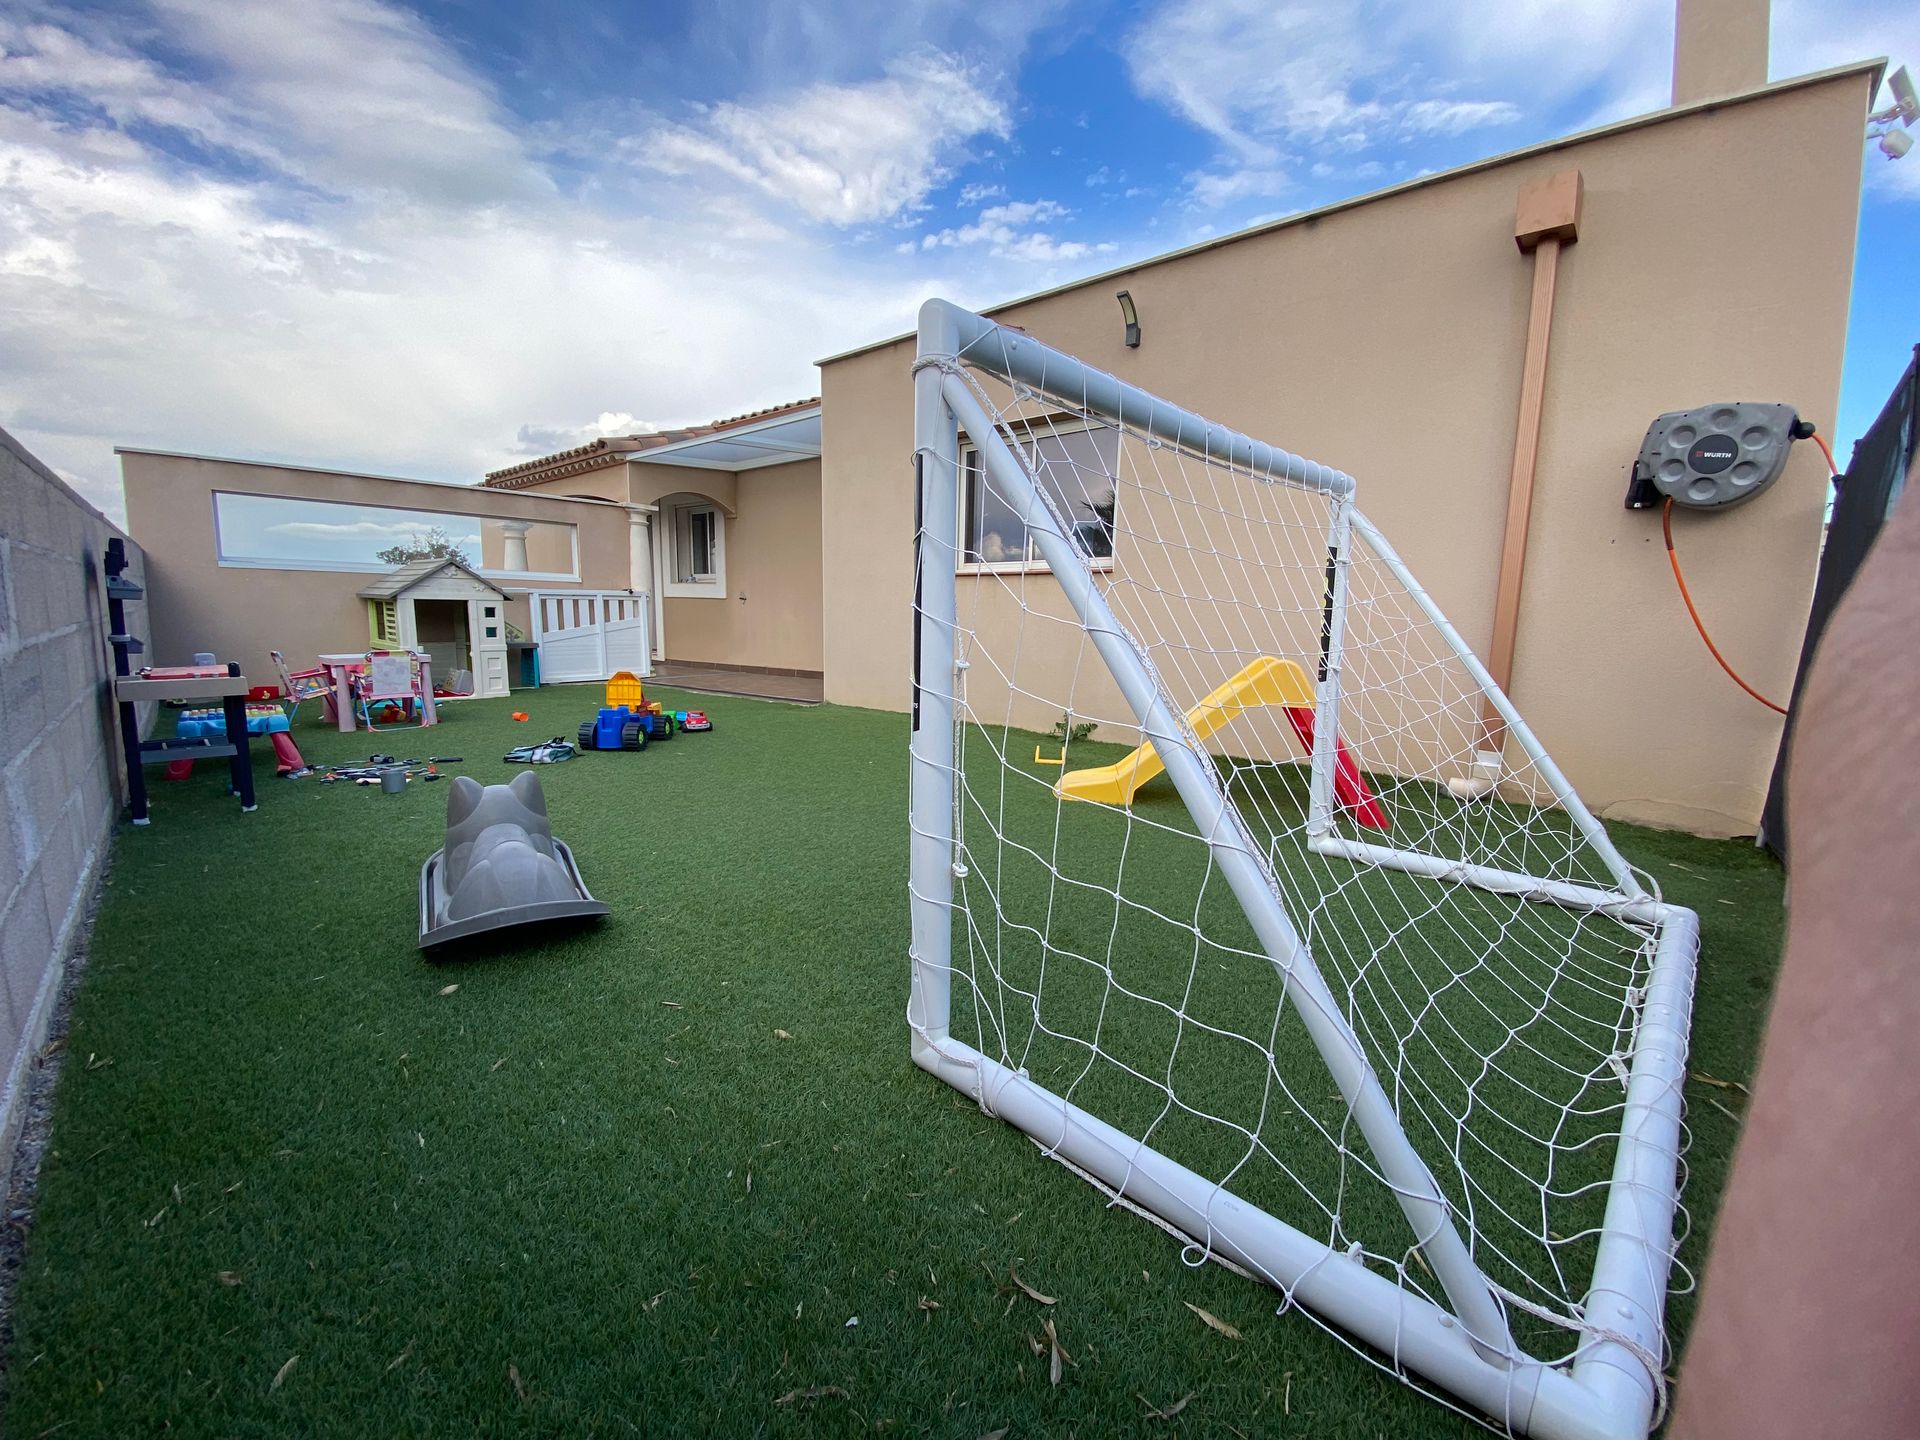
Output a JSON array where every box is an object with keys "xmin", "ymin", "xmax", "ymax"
[
  {"xmin": 435, "ymin": 984, "xmax": 458, "ymax": 998},
  {"xmin": 918, "ymin": 1296, "xmax": 941, "ymax": 1313},
  {"xmin": 1184, "ymin": 1301, "xmax": 1242, "ymax": 1340},
  {"xmin": 1139, "ymin": 1392, "xmax": 1195, "ymax": 1421},
  {"xmin": 773, "ymin": 1028, "xmax": 793, "ymax": 1040},
  {"xmin": 660, "ymin": 1000, "xmax": 682, "ymax": 1009},
  {"xmin": 509, "ymin": 1363, "xmax": 527, "ymax": 1400},
  {"xmin": 216, "ymin": 1271, "xmax": 242, "ymax": 1286},
  {"xmin": 1043, "ymin": 1316, "xmax": 1074, "ymax": 1387},
  {"xmin": 490, "ymin": 1058, "xmax": 506, "ymax": 1073},
  {"xmin": 384, "ymin": 1343, "xmax": 414, "ymax": 1373},
  {"xmin": 844, "ymin": 1315, "xmax": 859, "ymax": 1328},
  {"xmin": 1689, "ymin": 1070, "xmax": 1750, "ymax": 1095},
  {"xmin": 1010, "ymin": 1266, "xmax": 1056, "ymax": 1305},
  {"xmin": 269, "ymin": 1355, "xmax": 299, "ymax": 1392},
  {"xmin": 775, "ymin": 1385, "xmax": 849, "ymax": 1406}
]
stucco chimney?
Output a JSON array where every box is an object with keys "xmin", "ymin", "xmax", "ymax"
[{"xmin": 1672, "ymin": 0, "xmax": 1770, "ymax": 106}]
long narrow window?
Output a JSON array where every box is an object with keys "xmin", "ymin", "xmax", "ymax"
[{"xmin": 212, "ymin": 492, "xmax": 579, "ymax": 581}]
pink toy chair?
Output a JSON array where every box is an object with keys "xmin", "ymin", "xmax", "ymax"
[
  {"xmin": 353, "ymin": 650, "xmax": 427, "ymax": 731},
  {"xmin": 271, "ymin": 649, "xmax": 334, "ymax": 722}
]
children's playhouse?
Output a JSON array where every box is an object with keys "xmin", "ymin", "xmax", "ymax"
[{"xmin": 356, "ymin": 556, "xmax": 513, "ymax": 699}]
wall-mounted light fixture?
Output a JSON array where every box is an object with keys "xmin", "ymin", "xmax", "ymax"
[{"xmin": 1115, "ymin": 290, "xmax": 1141, "ymax": 348}]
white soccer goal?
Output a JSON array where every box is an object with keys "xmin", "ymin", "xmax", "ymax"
[{"xmin": 907, "ymin": 299, "xmax": 1700, "ymax": 1440}]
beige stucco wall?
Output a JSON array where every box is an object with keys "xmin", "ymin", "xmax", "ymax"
[
  {"xmin": 650, "ymin": 460, "xmax": 824, "ymax": 672},
  {"xmin": 120, "ymin": 452, "xmax": 633, "ymax": 685},
  {"xmin": 819, "ymin": 70, "xmax": 1872, "ymax": 835}
]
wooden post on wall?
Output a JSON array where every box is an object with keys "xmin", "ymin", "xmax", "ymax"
[{"xmin": 1480, "ymin": 169, "xmax": 1582, "ymax": 762}]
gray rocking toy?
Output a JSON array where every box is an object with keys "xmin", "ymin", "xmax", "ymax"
[{"xmin": 418, "ymin": 771, "xmax": 608, "ymax": 949}]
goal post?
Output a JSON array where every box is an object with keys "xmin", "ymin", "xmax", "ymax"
[{"xmin": 907, "ymin": 299, "xmax": 1700, "ymax": 1440}]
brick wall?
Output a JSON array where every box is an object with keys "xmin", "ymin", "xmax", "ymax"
[{"xmin": 0, "ymin": 427, "xmax": 142, "ymax": 1184}]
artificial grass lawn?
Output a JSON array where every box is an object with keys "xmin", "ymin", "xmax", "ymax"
[{"xmin": 4, "ymin": 690, "xmax": 1785, "ymax": 1437}]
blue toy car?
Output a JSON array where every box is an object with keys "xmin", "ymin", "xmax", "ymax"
[{"xmin": 577, "ymin": 704, "xmax": 674, "ymax": 752}]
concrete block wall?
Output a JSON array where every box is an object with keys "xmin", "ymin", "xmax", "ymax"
[{"xmin": 0, "ymin": 427, "xmax": 142, "ymax": 1186}]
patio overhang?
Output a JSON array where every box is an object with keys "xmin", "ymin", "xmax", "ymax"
[{"xmin": 631, "ymin": 404, "xmax": 821, "ymax": 473}]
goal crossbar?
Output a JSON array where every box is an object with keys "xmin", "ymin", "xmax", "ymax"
[{"xmin": 907, "ymin": 299, "xmax": 1699, "ymax": 1440}]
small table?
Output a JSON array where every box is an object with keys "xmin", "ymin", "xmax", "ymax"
[
  {"xmin": 316, "ymin": 653, "xmax": 438, "ymax": 733},
  {"xmin": 114, "ymin": 665, "xmax": 257, "ymax": 824}
]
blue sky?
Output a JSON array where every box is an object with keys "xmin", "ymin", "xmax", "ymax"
[{"xmin": 0, "ymin": 0, "xmax": 1913, "ymax": 520}]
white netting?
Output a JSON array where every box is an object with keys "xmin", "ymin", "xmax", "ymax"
[{"xmin": 912, "ymin": 340, "xmax": 1694, "ymax": 1417}]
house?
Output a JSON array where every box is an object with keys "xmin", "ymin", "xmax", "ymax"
[
  {"xmin": 479, "ymin": 399, "xmax": 823, "ymax": 685},
  {"xmin": 116, "ymin": 0, "xmax": 1884, "ymax": 835}
]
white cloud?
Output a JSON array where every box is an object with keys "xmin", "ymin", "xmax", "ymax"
[
  {"xmin": 915, "ymin": 197, "xmax": 1115, "ymax": 262},
  {"xmin": 1183, "ymin": 166, "xmax": 1290, "ymax": 208},
  {"xmin": 632, "ymin": 50, "xmax": 1010, "ymax": 224},
  {"xmin": 0, "ymin": 1, "xmax": 955, "ymax": 519},
  {"xmin": 511, "ymin": 412, "xmax": 662, "ymax": 457},
  {"xmin": 957, "ymin": 181, "xmax": 1005, "ymax": 205},
  {"xmin": 0, "ymin": 2, "xmax": 547, "ymax": 207},
  {"xmin": 1125, "ymin": 0, "xmax": 1670, "ymax": 201},
  {"xmin": 1401, "ymin": 98, "xmax": 1523, "ymax": 136}
]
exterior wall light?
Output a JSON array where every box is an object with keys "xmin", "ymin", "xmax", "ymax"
[{"xmin": 1116, "ymin": 290, "xmax": 1141, "ymax": 348}]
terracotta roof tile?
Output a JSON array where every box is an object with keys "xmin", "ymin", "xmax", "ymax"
[{"xmin": 483, "ymin": 397, "xmax": 819, "ymax": 488}]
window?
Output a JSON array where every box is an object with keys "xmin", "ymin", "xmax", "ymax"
[
  {"xmin": 961, "ymin": 422, "xmax": 1120, "ymax": 571},
  {"xmin": 662, "ymin": 501, "xmax": 725, "ymax": 598},
  {"xmin": 212, "ymin": 492, "xmax": 579, "ymax": 581}
]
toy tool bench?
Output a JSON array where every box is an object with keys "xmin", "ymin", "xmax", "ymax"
[{"xmin": 104, "ymin": 539, "xmax": 257, "ymax": 824}]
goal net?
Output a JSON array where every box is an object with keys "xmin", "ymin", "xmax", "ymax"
[{"xmin": 907, "ymin": 300, "xmax": 1700, "ymax": 1440}]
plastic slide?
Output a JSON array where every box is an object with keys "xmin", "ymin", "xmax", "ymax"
[{"xmin": 1055, "ymin": 656, "xmax": 1389, "ymax": 830}]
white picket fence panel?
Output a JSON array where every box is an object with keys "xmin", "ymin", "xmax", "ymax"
[{"xmin": 527, "ymin": 590, "xmax": 652, "ymax": 684}]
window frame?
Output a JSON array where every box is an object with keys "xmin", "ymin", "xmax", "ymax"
[
  {"xmin": 661, "ymin": 499, "xmax": 727, "ymax": 599},
  {"xmin": 955, "ymin": 417, "xmax": 1119, "ymax": 577}
]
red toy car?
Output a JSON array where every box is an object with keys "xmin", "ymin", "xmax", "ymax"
[{"xmin": 675, "ymin": 710, "xmax": 713, "ymax": 732}]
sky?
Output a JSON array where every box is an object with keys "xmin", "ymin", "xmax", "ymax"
[{"xmin": 0, "ymin": 0, "xmax": 1914, "ymax": 524}]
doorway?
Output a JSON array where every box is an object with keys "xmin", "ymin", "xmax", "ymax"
[{"xmin": 413, "ymin": 599, "xmax": 473, "ymax": 693}]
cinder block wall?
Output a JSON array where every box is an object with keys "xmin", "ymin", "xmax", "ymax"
[{"xmin": 0, "ymin": 427, "xmax": 142, "ymax": 1184}]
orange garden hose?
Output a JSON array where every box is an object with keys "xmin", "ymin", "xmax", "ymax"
[
  {"xmin": 1810, "ymin": 430, "xmax": 1840, "ymax": 482},
  {"xmin": 1657, "ymin": 429, "xmax": 1844, "ymax": 716},
  {"xmin": 1662, "ymin": 498, "xmax": 1788, "ymax": 715}
]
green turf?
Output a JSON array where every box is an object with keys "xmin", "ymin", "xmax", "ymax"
[{"xmin": 3, "ymin": 690, "xmax": 1784, "ymax": 1437}]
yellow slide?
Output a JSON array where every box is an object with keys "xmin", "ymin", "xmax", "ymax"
[{"xmin": 1056, "ymin": 656, "xmax": 1315, "ymax": 805}]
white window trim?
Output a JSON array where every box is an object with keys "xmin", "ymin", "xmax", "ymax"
[
  {"xmin": 661, "ymin": 499, "xmax": 727, "ymax": 599},
  {"xmin": 955, "ymin": 418, "xmax": 1118, "ymax": 577}
]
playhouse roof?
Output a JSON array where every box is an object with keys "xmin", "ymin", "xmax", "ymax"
[{"xmin": 356, "ymin": 554, "xmax": 506, "ymax": 600}]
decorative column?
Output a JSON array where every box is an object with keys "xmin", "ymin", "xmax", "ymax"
[{"xmin": 499, "ymin": 519, "xmax": 531, "ymax": 573}]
